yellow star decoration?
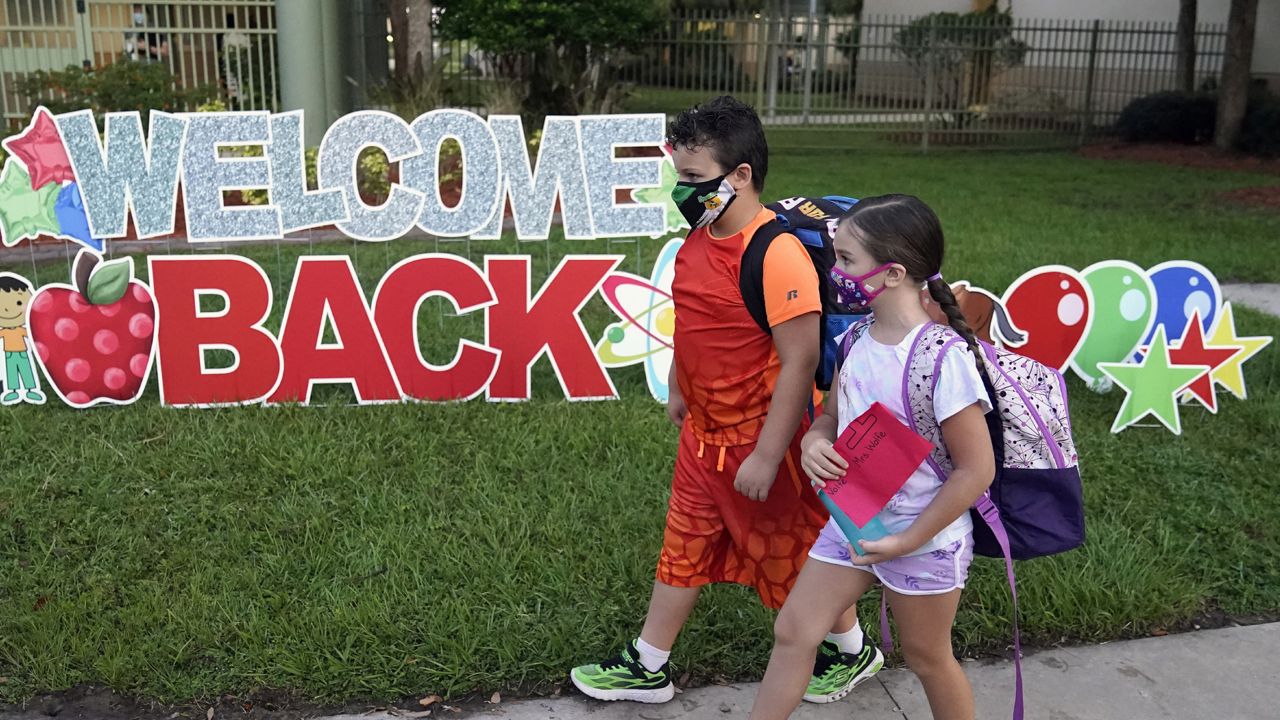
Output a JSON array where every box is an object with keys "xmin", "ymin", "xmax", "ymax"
[{"xmin": 1206, "ymin": 302, "xmax": 1272, "ymax": 400}]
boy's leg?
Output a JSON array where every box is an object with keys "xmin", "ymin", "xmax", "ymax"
[
  {"xmin": 568, "ymin": 581, "xmax": 697, "ymax": 704},
  {"xmin": 3, "ymin": 353, "xmax": 20, "ymax": 404},
  {"xmin": 570, "ymin": 430, "xmax": 720, "ymax": 703},
  {"xmin": 638, "ymin": 580, "xmax": 700, "ymax": 652},
  {"xmin": 830, "ymin": 605, "xmax": 858, "ymax": 633},
  {"xmin": 748, "ymin": 558, "xmax": 877, "ymax": 720},
  {"xmin": 886, "ymin": 588, "xmax": 974, "ymax": 720},
  {"xmin": 15, "ymin": 352, "xmax": 42, "ymax": 402}
]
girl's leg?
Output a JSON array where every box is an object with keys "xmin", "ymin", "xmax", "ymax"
[
  {"xmin": 748, "ymin": 560, "xmax": 876, "ymax": 720},
  {"xmin": 886, "ymin": 589, "xmax": 973, "ymax": 720}
]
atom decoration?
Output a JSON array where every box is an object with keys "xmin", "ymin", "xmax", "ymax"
[{"xmin": 595, "ymin": 238, "xmax": 682, "ymax": 403}]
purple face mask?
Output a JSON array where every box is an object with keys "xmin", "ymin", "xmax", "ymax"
[{"xmin": 829, "ymin": 263, "xmax": 895, "ymax": 309}]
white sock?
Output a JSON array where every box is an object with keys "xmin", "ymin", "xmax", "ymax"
[
  {"xmin": 827, "ymin": 624, "xmax": 865, "ymax": 655},
  {"xmin": 634, "ymin": 637, "xmax": 671, "ymax": 673}
]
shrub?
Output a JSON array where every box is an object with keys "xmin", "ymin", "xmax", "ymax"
[
  {"xmin": 1240, "ymin": 93, "xmax": 1280, "ymax": 157},
  {"xmin": 16, "ymin": 60, "xmax": 214, "ymax": 126},
  {"xmin": 1115, "ymin": 91, "xmax": 1216, "ymax": 144}
]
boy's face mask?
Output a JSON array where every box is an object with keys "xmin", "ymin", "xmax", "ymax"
[{"xmin": 671, "ymin": 173, "xmax": 737, "ymax": 230}]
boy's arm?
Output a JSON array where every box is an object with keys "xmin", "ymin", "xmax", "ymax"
[
  {"xmin": 756, "ymin": 312, "xmax": 820, "ymax": 462},
  {"xmin": 733, "ymin": 231, "xmax": 822, "ymax": 501},
  {"xmin": 803, "ymin": 374, "xmax": 839, "ymax": 448},
  {"xmin": 666, "ymin": 351, "xmax": 686, "ymax": 427},
  {"xmin": 733, "ymin": 311, "xmax": 819, "ymax": 501}
]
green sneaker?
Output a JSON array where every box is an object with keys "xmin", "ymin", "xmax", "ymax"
[
  {"xmin": 570, "ymin": 639, "xmax": 675, "ymax": 703},
  {"xmin": 803, "ymin": 640, "xmax": 884, "ymax": 704}
]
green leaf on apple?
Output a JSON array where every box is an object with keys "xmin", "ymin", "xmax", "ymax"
[{"xmin": 86, "ymin": 258, "xmax": 133, "ymax": 305}]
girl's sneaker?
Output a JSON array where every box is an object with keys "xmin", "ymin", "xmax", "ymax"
[
  {"xmin": 803, "ymin": 640, "xmax": 884, "ymax": 704},
  {"xmin": 570, "ymin": 639, "xmax": 675, "ymax": 703}
]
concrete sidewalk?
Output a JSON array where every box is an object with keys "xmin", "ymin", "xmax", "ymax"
[
  {"xmin": 324, "ymin": 623, "xmax": 1278, "ymax": 720},
  {"xmin": 1223, "ymin": 283, "xmax": 1280, "ymax": 318}
]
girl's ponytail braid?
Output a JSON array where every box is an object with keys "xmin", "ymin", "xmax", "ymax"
[{"xmin": 927, "ymin": 275, "xmax": 979, "ymax": 352}]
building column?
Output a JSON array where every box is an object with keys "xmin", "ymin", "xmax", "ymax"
[
  {"xmin": 320, "ymin": 0, "xmax": 346, "ymax": 128},
  {"xmin": 276, "ymin": 0, "xmax": 343, "ymax": 146}
]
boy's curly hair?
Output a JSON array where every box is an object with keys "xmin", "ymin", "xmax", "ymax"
[{"xmin": 666, "ymin": 95, "xmax": 768, "ymax": 193}]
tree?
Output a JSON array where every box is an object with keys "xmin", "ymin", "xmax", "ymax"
[
  {"xmin": 390, "ymin": 0, "xmax": 434, "ymax": 83},
  {"xmin": 1175, "ymin": 0, "xmax": 1197, "ymax": 93},
  {"xmin": 893, "ymin": 7, "xmax": 1028, "ymax": 127},
  {"xmin": 669, "ymin": 0, "xmax": 764, "ymax": 9},
  {"xmin": 435, "ymin": 0, "xmax": 663, "ymax": 118},
  {"xmin": 832, "ymin": 0, "xmax": 864, "ymax": 100},
  {"xmin": 1214, "ymin": 0, "xmax": 1258, "ymax": 150}
]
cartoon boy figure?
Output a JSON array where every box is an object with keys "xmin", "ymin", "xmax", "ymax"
[{"xmin": 0, "ymin": 273, "xmax": 45, "ymax": 405}]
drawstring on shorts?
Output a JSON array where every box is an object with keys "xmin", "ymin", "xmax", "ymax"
[{"xmin": 695, "ymin": 440, "xmax": 728, "ymax": 473}]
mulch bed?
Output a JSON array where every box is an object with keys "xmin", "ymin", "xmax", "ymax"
[
  {"xmin": 1080, "ymin": 142, "xmax": 1280, "ymax": 211},
  {"xmin": 1080, "ymin": 142, "xmax": 1280, "ymax": 175},
  {"xmin": 1217, "ymin": 185, "xmax": 1280, "ymax": 210}
]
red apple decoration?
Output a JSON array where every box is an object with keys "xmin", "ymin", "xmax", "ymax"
[{"xmin": 28, "ymin": 250, "xmax": 156, "ymax": 408}]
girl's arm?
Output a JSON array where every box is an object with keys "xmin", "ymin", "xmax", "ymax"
[
  {"xmin": 803, "ymin": 379, "xmax": 840, "ymax": 446},
  {"xmin": 798, "ymin": 366, "xmax": 846, "ymax": 486},
  {"xmin": 852, "ymin": 401, "xmax": 994, "ymax": 564}
]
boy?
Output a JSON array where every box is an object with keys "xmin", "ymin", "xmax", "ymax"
[
  {"xmin": 570, "ymin": 97, "xmax": 880, "ymax": 704},
  {"xmin": 0, "ymin": 274, "xmax": 45, "ymax": 405}
]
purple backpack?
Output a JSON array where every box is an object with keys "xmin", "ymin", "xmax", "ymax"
[{"xmin": 841, "ymin": 318, "xmax": 1085, "ymax": 720}]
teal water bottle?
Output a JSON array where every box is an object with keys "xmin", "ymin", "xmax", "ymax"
[{"xmin": 816, "ymin": 488, "xmax": 890, "ymax": 556}]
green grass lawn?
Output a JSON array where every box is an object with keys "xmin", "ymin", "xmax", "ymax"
[{"xmin": 1, "ymin": 147, "xmax": 1279, "ymax": 706}]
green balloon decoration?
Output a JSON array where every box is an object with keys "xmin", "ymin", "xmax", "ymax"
[{"xmin": 0, "ymin": 160, "xmax": 60, "ymax": 247}]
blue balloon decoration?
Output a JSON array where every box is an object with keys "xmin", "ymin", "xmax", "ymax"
[
  {"xmin": 1142, "ymin": 261, "xmax": 1221, "ymax": 352},
  {"xmin": 53, "ymin": 182, "xmax": 103, "ymax": 252}
]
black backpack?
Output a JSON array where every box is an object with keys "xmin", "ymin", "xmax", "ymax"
[{"xmin": 738, "ymin": 195, "xmax": 864, "ymax": 391}]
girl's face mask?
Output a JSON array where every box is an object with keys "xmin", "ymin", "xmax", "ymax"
[
  {"xmin": 671, "ymin": 173, "xmax": 737, "ymax": 230},
  {"xmin": 828, "ymin": 263, "xmax": 895, "ymax": 309}
]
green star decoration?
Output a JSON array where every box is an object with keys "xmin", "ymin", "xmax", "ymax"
[
  {"xmin": 632, "ymin": 156, "xmax": 689, "ymax": 234},
  {"xmin": 1098, "ymin": 326, "xmax": 1210, "ymax": 435},
  {"xmin": 0, "ymin": 159, "xmax": 60, "ymax": 247}
]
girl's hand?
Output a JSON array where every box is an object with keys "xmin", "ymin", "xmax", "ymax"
[
  {"xmin": 850, "ymin": 534, "xmax": 918, "ymax": 566},
  {"xmin": 800, "ymin": 436, "xmax": 848, "ymax": 488}
]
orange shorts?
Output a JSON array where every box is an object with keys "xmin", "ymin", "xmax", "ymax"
[{"xmin": 656, "ymin": 422, "xmax": 829, "ymax": 609}]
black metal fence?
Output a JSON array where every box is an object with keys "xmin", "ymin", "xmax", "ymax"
[{"xmin": 605, "ymin": 11, "xmax": 1227, "ymax": 149}]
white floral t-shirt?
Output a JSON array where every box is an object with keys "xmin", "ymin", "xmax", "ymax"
[{"xmin": 833, "ymin": 323, "xmax": 991, "ymax": 556}]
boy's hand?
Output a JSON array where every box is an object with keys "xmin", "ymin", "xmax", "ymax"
[
  {"xmin": 800, "ymin": 436, "xmax": 847, "ymax": 488},
  {"xmin": 734, "ymin": 451, "xmax": 778, "ymax": 502},
  {"xmin": 666, "ymin": 390, "xmax": 688, "ymax": 427}
]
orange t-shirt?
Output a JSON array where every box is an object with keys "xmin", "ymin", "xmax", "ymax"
[
  {"xmin": 673, "ymin": 206, "xmax": 822, "ymax": 446},
  {"xmin": 0, "ymin": 327, "xmax": 26, "ymax": 353}
]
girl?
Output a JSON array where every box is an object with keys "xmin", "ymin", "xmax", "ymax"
[{"xmin": 748, "ymin": 194, "xmax": 995, "ymax": 720}]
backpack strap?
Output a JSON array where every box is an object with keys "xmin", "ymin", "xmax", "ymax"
[
  {"xmin": 976, "ymin": 495, "xmax": 1025, "ymax": 720},
  {"xmin": 835, "ymin": 315, "xmax": 874, "ymax": 367},
  {"xmin": 738, "ymin": 219, "xmax": 789, "ymax": 335},
  {"xmin": 901, "ymin": 323, "xmax": 964, "ymax": 480}
]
